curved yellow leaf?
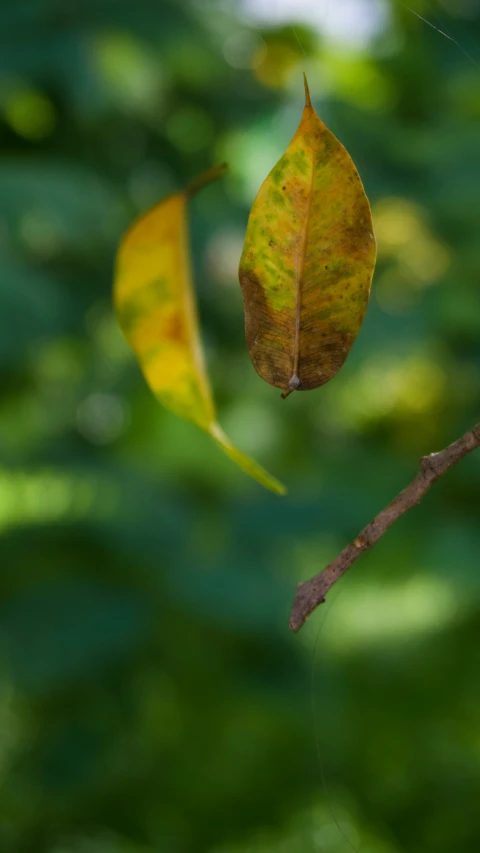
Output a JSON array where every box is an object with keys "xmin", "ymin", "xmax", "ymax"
[
  {"xmin": 114, "ymin": 165, "xmax": 286, "ymax": 495},
  {"xmin": 239, "ymin": 74, "xmax": 376, "ymax": 398}
]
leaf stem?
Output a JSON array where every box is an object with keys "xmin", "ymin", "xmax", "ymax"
[{"xmin": 186, "ymin": 163, "xmax": 229, "ymax": 198}]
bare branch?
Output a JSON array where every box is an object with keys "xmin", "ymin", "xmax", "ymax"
[{"xmin": 289, "ymin": 422, "xmax": 480, "ymax": 632}]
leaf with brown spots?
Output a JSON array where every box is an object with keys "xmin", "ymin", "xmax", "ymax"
[
  {"xmin": 114, "ymin": 165, "xmax": 286, "ymax": 495},
  {"xmin": 239, "ymin": 75, "xmax": 376, "ymax": 398}
]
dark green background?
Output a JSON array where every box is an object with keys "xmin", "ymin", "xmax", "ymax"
[{"xmin": 1, "ymin": 1, "xmax": 479, "ymax": 851}]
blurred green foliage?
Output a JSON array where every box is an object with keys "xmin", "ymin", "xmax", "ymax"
[{"xmin": 0, "ymin": 1, "xmax": 480, "ymax": 851}]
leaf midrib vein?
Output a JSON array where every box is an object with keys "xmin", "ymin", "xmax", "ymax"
[{"xmin": 292, "ymin": 157, "xmax": 316, "ymax": 382}]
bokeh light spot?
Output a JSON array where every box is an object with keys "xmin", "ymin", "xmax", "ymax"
[
  {"xmin": 241, "ymin": 0, "xmax": 390, "ymax": 48},
  {"xmin": 206, "ymin": 228, "xmax": 245, "ymax": 286},
  {"xmin": 19, "ymin": 210, "xmax": 63, "ymax": 258},
  {"xmin": 322, "ymin": 575, "xmax": 459, "ymax": 652},
  {"xmin": 334, "ymin": 353, "xmax": 446, "ymax": 427},
  {"xmin": 4, "ymin": 89, "xmax": 55, "ymax": 141},
  {"xmin": 92, "ymin": 32, "xmax": 162, "ymax": 113},
  {"xmin": 166, "ymin": 106, "xmax": 214, "ymax": 153},
  {"xmin": 253, "ymin": 42, "xmax": 302, "ymax": 90},
  {"xmin": 77, "ymin": 393, "xmax": 128, "ymax": 445},
  {"xmin": 223, "ymin": 30, "xmax": 267, "ymax": 70},
  {"xmin": 373, "ymin": 197, "xmax": 450, "ymax": 287}
]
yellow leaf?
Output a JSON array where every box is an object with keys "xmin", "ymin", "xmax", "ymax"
[
  {"xmin": 239, "ymin": 74, "xmax": 376, "ymax": 399},
  {"xmin": 114, "ymin": 165, "xmax": 286, "ymax": 495}
]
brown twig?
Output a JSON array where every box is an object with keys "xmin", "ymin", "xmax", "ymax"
[{"xmin": 289, "ymin": 421, "xmax": 480, "ymax": 632}]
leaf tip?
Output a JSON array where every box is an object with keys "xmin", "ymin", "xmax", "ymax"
[
  {"xmin": 209, "ymin": 421, "xmax": 287, "ymax": 495},
  {"xmin": 303, "ymin": 72, "xmax": 312, "ymax": 108}
]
